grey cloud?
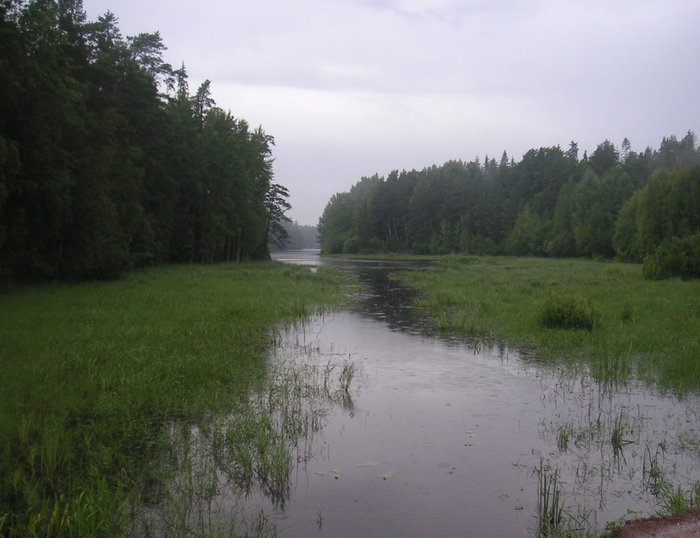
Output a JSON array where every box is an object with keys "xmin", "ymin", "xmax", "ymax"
[{"xmin": 84, "ymin": 0, "xmax": 699, "ymax": 225}]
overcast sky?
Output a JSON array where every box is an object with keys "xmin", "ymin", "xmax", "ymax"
[{"xmin": 84, "ymin": 0, "xmax": 699, "ymax": 226}]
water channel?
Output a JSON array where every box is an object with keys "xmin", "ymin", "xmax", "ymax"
[
  {"xmin": 258, "ymin": 251, "xmax": 700, "ymax": 537},
  {"xmin": 146, "ymin": 252, "xmax": 698, "ymax": 537},
  {"xmin": 267, "ymin": 252, "xmax": 700, "ymax": 536}
]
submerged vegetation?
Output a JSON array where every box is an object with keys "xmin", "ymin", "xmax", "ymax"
[
  {"xmin": 134, "ymin": 348, "xmax": 358, "ymax": 536},
  {"xmin": 401, "ymin": 255, "xmax": 700, "ymax": 394},
  {"xmin": 532, "ymin": 373, "xmax": 699, "ymax": 537},
  {"xmin": 0, "ymin": 262, "xmax": 347, "ymax": 536}
]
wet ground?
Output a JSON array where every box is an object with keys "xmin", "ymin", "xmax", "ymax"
[{"xmin": 618, "ymin": 508, "xmax": 700, "ymax": 537}]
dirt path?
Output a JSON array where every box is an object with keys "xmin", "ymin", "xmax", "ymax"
[{"xmin": 617, "ymin": 508, "xmax": 700, "ymax": 537}]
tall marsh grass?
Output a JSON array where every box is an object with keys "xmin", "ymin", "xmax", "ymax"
[
  {"xmin": 0, "ymin": 262, "xmax": 346, "ymax": 536},
  {"xmin": 538, "ymin": 290, "xmax": 599, "ymax": 331},
  {"xmin": 401, "ymin": 256, "xmax": 700, "ymax": 394},
  {"xmin": 133, "ymin": 345, "xmax": 358, "ymax": 535},
  {"xmin": 535, "ymin": 459, "xmax": 566, "ymax": 537}
]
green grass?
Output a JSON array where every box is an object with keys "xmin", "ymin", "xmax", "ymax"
[
  {"xmin": 539, "ymin": 290, "xmax": 600, "ymax": 331},
  {"xmin": 0, "ymin": 262, "xmax": 346, "ymax": 536},
  {"xmin": 535, "ymin": 459, "xmax": 565, "ymax": 537},
  {"xmin": 400, "ymin": 255, "xmax": 700, "ymax": 394}
]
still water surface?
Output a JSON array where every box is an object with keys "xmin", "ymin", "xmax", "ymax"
[{"xmin": 261, "ymin": 252, "xmax": 699, "ymax": 537}]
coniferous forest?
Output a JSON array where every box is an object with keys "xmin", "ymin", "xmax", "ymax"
[
  {"xmin": 3, "ymin": 1, "xmax": 699, "ymax": 283},
  {"xmin": 318, "ymin": 134, "xmax": 700, "ymax": 278},
  {"xmin": 0, "ymin": 0, "xmax": 290, "ymax": 282}
]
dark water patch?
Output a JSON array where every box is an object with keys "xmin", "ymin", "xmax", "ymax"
[{"xmin": 275, "ymin": 252, "xmax": 438, "ymax": 336}]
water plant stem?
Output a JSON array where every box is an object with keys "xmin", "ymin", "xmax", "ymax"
[{"xmin": 0, "ymin": 262, "xmax": 346, "ymax": 536}]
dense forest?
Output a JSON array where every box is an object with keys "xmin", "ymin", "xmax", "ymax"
[
  {"xmin": 0, "ymin": 0, "xmax": 290, "ymax": 282},
  {"xmin": 318, "ymin": 134, "xmax": 700, "ymax": 277}
]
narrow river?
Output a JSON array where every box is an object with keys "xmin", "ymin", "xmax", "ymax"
[{"xmin": 257, "ymin": 252, "xmax": 699, "ymax": 537}]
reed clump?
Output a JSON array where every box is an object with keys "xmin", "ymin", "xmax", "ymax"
[
  {"xmin": 535, "ymin": 459, "xmax": 566, "ymax": 537},
  {"xmin": 538, "ymin": 290, "xmax": 599, "ymax": 331}
]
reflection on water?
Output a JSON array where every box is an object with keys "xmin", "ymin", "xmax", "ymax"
[
  {"xmin": 275, "ymin": 251, "xmax": 436, "ymax": 334},
  {"xmin": 140, "ymin": 252, "xmax": 699, "ymax": 537},
  {"xmin": 133, "ymin": 336, "xmax": 359, "ymax": 536},
  {"xmin": 264, "ymin": 251, "xmax": 699, "ymax": 537}
]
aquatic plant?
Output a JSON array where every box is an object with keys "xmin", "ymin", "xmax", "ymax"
[
  {"xmin": 658, "ymin": 481, "xmax": 700, "ymax": 515},
  {"xmin": 261, "ymin": 439, "xmax": 293, "ymax": 505},
  {"xmin": 131, "ymin": 344, "xmax": 358, "ymax": 534},
  {"xmin": 557, "ymin": 423, "xmax": 575, "ymax": 452},
  {"xmin": 0, "ymin": 262, "xmax": 347, "ymax": 536},
  {"xmin": 535, "ymin": 459, "xmax": 565, "ymax": 537},
  {"xmin": 539, "ymin": 290, "xmax": 599, "ymax": 331},
  {"xmin": 339, "ymin": 361, "xmax": 357, "ymax": 393},
  {"xmin": 322, "ymin": 360, "xmax": 337, "ymax": 394},
  {"xmin": 642, "ymin": 443, "xmax": 667, "ymax": 496},
  {"xmin": 610, "ymin": 412, "xmax": 633, "ymax": 458},
  {"xmin": 401, "ymin": 256, "xmax": 700, "ymax": 394}
]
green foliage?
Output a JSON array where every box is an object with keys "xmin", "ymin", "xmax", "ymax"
[
  {"xmin": 0, "ymin": 1, "xmax": 289, "ymax": 282},
  {"xmin": 402, "ymin": 256, "xmax": 700, "ymax": 394},
  {"xmin": 616, "ymin": 164, "xmax": 700, "ymax": 262},
  {"xmin": 535, "ymin": 459, "xmax": 565, "ymax": 537},
  {"xmin": 318, "ymin": 136, "xmax": 700, "ymax": 263},
  {"xmin": 643, "ymin": 234, "xmax": 700, "ymax": 281},
  {"xmin": 658, "ymin": 481, "xmax": 700, "ymax": 515},
  {"xmin": 341, "ymin": 235, "xmax": 361, "ymax": 254},
  {"xmin": 0, "ymin": 262, "xmax": 345, "ymax": 536},
  {"xmin": 539, "ymin": 290, "xmax": 600, "ymax": 331},
  {"xmin": 569, "ymin": 168, "xmax": 635, "ymax": 258},
  {"xmin": 612, "ymin": 191, "xmax": 641, "ymax": 261},
  {"xmin": 589, "ymin": 139, "xmax": 619, "ymax": 176},
  {"xmin": 318, "ymin": 192, "xmax": 354, "ymax": 254}
]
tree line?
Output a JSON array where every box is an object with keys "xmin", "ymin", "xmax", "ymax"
[
  {"xmin": 271, "ymin": 221, "xmax": 318, "ymax": 251},
  {"xmin": 0, "ymin": 0, "xmax": 290, "ymax": 282},
  {"xmin": 318, "ymin": 133, "xmax": 700, "ymax": 277}
]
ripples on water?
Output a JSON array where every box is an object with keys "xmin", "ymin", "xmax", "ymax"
[
  {"xmin": 264, "ymin": 252, "xmax": 700, "ymax": 537},
  {"xmin": 145, "ymin": 252, "xmax": 699, "ymax": 537}
]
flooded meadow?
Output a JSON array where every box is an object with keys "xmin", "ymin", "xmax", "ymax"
[{"xmin": 144, "ymin": 252, "xmax": 699, "ymax": 537}]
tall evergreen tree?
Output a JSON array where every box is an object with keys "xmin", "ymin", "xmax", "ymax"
[{"xmin": 0, "ymin": 1, "xmax": 290, "ymax": 282}]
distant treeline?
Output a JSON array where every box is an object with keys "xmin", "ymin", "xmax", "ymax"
[
  {"xmin": 271, "ymin": 221, "xmax": 318, "ymax": 251},
  {"xmin": 319, "ymin": 134, "xmax": 700, "ymax": 276},
  {"xmin": 0, "ymin": 0, "xmax": 290, "ymax": 282}
]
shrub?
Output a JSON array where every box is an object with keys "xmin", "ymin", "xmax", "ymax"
[
  {"xmin": 362, "ymin": 237, "xmax": 385, "ymax": 254},
  {"xmin": 342, "ymin": 235, "xmax": 362, "ymax": 254},
  {"xmin": 643, "ymin": 234, "xmax": 700, "ymax": 280},
  {"xmin": 539, "ymin": 290, "xmax": 600, "ymax": 331}
]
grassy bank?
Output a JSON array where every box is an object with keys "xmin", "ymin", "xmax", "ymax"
[
  {"xmin": 399, "ymin": 255, "xmax": 700, "ymax": 394},
  {"xmin": 0, "ymin": 262, "xmax": 346, "ymax": 536}
]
